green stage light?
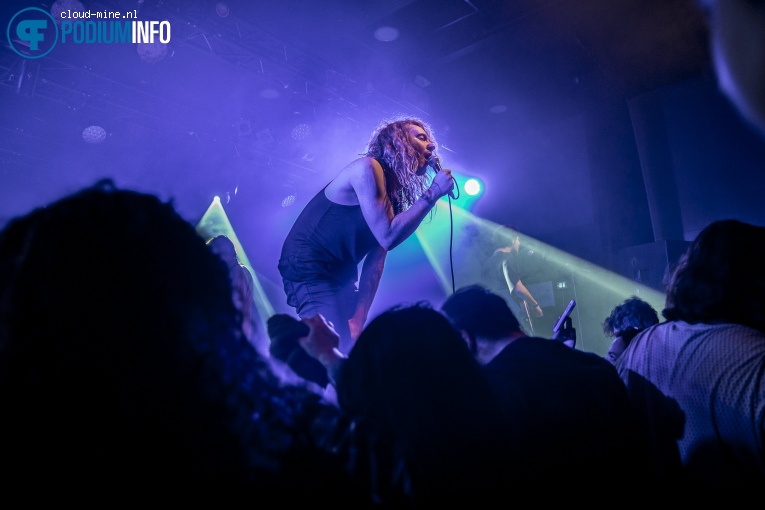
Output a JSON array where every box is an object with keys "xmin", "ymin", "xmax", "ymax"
[{"xmin": 415, "ymin": 207, "xmax": 666, "ymax": 355}]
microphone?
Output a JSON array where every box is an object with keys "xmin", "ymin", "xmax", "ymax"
[
  {"xmin": 429, "ymin": 156, "xmax": 457, "ymax": 199},
  {"xmin": 430, "ymin": 155, "xmax": 443, "ymax": 173}
]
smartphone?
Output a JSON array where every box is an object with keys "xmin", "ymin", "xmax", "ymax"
[{"xmin": 552, "ymin": 299, "xmax": 576, "ymax": 333}]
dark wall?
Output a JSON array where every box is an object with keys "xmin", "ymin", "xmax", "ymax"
[
  {"xmin": 572, "ymin": 69, "xmax": 765, "ymax": 287},
  {"xmin": 629, "ymin": 71, "xmax": 765, "ymax": 243}
]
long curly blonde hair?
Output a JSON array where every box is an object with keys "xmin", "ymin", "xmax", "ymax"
[{"xmin": 363, "ymin": 116, "xmax": 437, "ymax": 215}]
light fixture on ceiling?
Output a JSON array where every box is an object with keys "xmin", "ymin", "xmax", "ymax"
[
  {"xmin": 255, "ymin": 129, "xmax": 274, "ymax": 145},
  {"xmin": 82, "ymin": 125, "xmax": 107, "ymax": 143},
  {"xmin": 374, "ymin": 26, "xmax": 399, "ymax": 42},
  {"xmin": 281, "ymin": 194, "xmax": 296, "ymax": 208},
  {"xmin": 215, "ymin": 2, "xmax": 230, "ymax": 17},
  {"xmin": 137, "ymin": 39, "xmax": 169, "ymax": 64},
  {"xmin": 290, "ymin": 123, "xmax": 311, "ymax": 141},
  {"xmin": 281, "ymin": 184, "xmax": 297, "ymax": 208},
  {"xmin": 50, "ymin": 0, "xmax": 85, "ymax": 25},
  {"xmin": 236, "ymin": 119, "xmax": 252, "ymax": 138},
  {"xmin": 260, "ymin": 88, "xmax": 280, "ymax": 99},
  {"xmin": 489, "ymin": 105, "xmax": 507, "ymax": 114}
]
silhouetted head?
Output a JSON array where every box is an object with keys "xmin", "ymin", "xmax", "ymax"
[
  {"xmin": 338, "ymin": 302, "xmax": 481, "ymax": 421},
  {"xmin": 603, "ymin": 296, "xmax": 660, "ymax": 337},
  {"xmin": 207, "ymin": 234, "xmax": 240, "ymax": 268},
  {"xmin": 0, "ymin": 180, "xmax": 286, "ymax": 488},
  {"xmin": 441, "ymin": 285, "xmax": 522, "ymax": 341},
  {"xmin": 336, "ymin": 301, "xmax": 517, "ymax": 504},
  {"xmin": 662, "ymin": 219, "xmax": 765, "ymax": 333}
]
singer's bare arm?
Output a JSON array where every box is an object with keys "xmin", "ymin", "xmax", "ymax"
[{"xmin": 327, "ymin": 157, "xmax": 453, "ymax": 250}]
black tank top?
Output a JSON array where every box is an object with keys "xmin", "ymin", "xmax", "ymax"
[{"xmin": 278, "ymin": 187, "xmax": 378, "ymax": 286}]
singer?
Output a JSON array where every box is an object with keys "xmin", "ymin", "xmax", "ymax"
[{"xmin": 277, "ymin": 116, "xmax": 455, "ymax": 353}]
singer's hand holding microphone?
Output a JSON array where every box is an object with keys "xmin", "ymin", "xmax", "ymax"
[{"xmin": 428, "ymin": 156, "xmax": 458, "ymax": 200}]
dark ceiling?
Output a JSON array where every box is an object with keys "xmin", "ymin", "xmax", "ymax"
[{"xmin": 1, "ymin": 0, "xmax": 711, "ymax": 231}]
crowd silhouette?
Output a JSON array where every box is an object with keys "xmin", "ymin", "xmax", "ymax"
[{"xmin": 2, "ymin": 177, "xmax": 763, "ymax": 504}]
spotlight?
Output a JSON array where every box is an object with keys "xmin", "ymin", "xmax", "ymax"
[
  {"xmin": 464, "ymin": 178, "xmax": 481, "ymax": 196},
  {"xmin": 281, "ymin": 194, "xmax": 296, "ymax": 207},
  {"xmin": 449, "ymin": 173, "xmax": 483, "ymax": 211},
  {"xmin": 281, "ymin": 183, "xmax": 297, "ymax": 207},
  {"xmin": 82, "ymin": 125, "xmax": 106, "ymax": 143}
]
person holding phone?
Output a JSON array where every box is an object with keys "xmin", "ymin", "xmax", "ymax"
[{"xmin": 439, "ymin": 285, "xmax": 648, "ymax": 488}]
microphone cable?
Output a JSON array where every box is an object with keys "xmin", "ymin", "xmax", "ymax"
[
  {"xmin": 446, "ymin": 193, "xmax": 456, "ymax": 294},
  {"xmin": 431, "ymin": 156, "xmax": 460, "ymax": 294}
]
